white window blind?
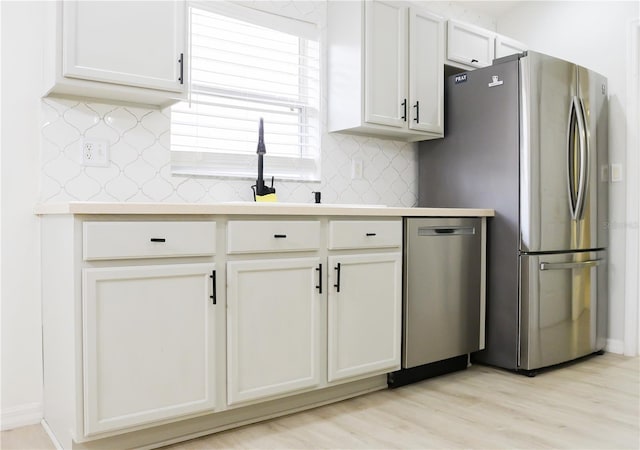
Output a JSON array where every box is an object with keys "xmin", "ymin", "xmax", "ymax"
[{"xmin": 171, "ymin": 4, "xmax": 321, "ymax": 181}]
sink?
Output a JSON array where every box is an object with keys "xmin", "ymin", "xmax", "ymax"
[
  {"xmin": 222, "ymin": 202, "xmax": 386, "ymax": 208},
  {"xmin": 314, "ymin": 203, "xmax": 387, "ymax": 208}
]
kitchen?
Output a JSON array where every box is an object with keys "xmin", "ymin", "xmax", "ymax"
[{"xmin": 1, "ymin": 0, "xmax": 639, "ymax": 449}]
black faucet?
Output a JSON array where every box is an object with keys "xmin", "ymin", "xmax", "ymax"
[{"xmin": 253, "ymin": 118, "xmax": 276, "ymax": 200}]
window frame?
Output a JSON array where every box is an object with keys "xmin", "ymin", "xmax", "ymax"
[{"xmin": 170, "ymin": 2, "xmax": 321, "ymax": 182}]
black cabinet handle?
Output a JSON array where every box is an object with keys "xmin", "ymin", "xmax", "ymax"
[
  {"xmin": 150, "ymin": 238, "xmax": 166, "ymax": 243},
  {"xmin": 413, "ymin": 100, "xmax": 420, "ymax": 123},
  {"xmin": 316, "ymin": 264, "xmax": 322, "ymax": 294},
  {"xmin": 274, "ymin": 234, "xmax": 287, "ymax": 238},
  {"xmin": 178, "ymin": 53, "xmax": 184, "ymax": 84},
  {"xmin": 401, "ymin": 99, "xmax": 407, "ymax": 121},
  {"xmin": 471, "ymin": 58, "xmax": 478, "ymax": 63},
  {"xmin": 334, "ymin": 263, "xmax": 341, "ymax": 292},
  {"xmin": 365, "ymin": 233, "xmax": 377, "ymax": 237},
  {"xmin": 209, "ymin": 271, "xmax": 216, "ymax": 305}
]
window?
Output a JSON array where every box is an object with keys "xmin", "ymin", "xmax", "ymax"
[{"xmin": 171, "ymin": 3, "xmax": 321, "ymax": 181}]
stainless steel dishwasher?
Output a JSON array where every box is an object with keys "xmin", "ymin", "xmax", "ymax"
[{"xmin": 389, "ymin": 217, "xmax": 485, "ymax": 387}]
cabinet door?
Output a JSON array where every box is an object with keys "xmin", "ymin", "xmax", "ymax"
[
  {"xmin": 364, "ymin": 1, "xmax": 408, "ymax": 128},
  {"xmin": 226, "ymin": 258, "xmax": 322, "ymax": 405},
  {"xmin": 62, "ymin": 1, "xmax": 185, "ymax": 92},
  {"xmin": 327, "ymin": 253, "xmax": 402, "ymax": 382},
  {"xmin": 409, "ymin": 8, "xmax": 444, "ymax": 135},
  {"xmin": 82, "ymin": 263, "xmax": 217, "ymax": 436},
  {"xmin": 447, "ymin": 20, "xmax": 494, "ymax": 68},
  {"xmin": 495, "ymin": 35, "xmax": 527, "ymax": 59}
]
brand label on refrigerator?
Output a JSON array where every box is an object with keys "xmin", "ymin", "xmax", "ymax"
[
  {"xmin": 488, "ymin": 76, "xmax": 504, "ymax": 87},
  {"xmin": 454, "ymin": 74, "xmax": 468, "ymax": 84}
]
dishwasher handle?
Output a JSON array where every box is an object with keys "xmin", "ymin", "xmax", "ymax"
[{"xmin": 418, "ymin": 226, "xmax": 476, "ymax": 236}]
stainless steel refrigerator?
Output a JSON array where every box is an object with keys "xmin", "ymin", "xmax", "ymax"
[{"xmin": 419, "ymin": 51, "xmax": 608, "ymax": 374}]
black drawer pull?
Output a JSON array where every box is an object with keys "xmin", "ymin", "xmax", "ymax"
[
  {"xmin": 316, "ymin": 264, "xmax": 322, "ymax": 294},
  {"xmin": 178, "ymin": 53, "xmax": 184, "ymax": 84},
  {"xmin": 150, "ymin": 238, "xmax": 166, "ymax": 242},
  {"xmin": 274, "ymin": 234, "xmax": 287, "ymax": 238},
  {"xmin": 366, "ymin": 233, "xmax": 377, "ymax": 237},
  {"xmin": 334, "ymin": 263, "xmax": 341, "ymax": 292},
  {"xmin": 209, "ymin": 271, "xmax": 216, "ymax": 305}
]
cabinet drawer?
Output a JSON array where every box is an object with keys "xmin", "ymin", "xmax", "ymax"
[
  {"xmin": 328, "ymin": 220, "xmax": 402, "ymax": 250},
  {"xmin": 83, "ymin": 221, "xmax": 216, "ymax": 260},
  {"xmin": 227, "ymin": 221, "xmax": 320, "ymax": 254}
]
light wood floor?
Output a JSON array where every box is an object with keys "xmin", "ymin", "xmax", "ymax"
[{"xmin": 2, "ymin": 353, "xmax": 638, "ymax": 449}]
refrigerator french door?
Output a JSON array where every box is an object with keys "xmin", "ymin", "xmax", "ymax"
[
  {"xmin": 418, "ymin": 51, "xmax": 609, "ymax": 373},
  {"xmin": 520, "ymin": 54, "xmax": 608, "ymax": 254}
]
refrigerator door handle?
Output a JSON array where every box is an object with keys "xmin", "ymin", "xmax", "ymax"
[
  {"xmin": 539, "ymin": 258, "xmax": 604, "ymax": 271},
  {"xmin": 575, "ymin": 97, "xmax": 590, "ymax": 221},
  {"xmin": 567, "ymin": 96, "xmax": 588, "ymax": 221}
]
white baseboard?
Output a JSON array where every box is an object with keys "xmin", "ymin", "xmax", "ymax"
[
  {"xmin": 41, "ymin": 419, "xmax": 64, "ymax": 450},
  {"xmin": 606, "ymin": 338, "xmax": 625, "ymax": 354},
  {"xmin": 0, "ymin": 402, "xmax": 43, "ymax": 431}
]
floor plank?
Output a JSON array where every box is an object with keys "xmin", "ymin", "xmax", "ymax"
[{"xmin": 2, "ymin": 353, "xmax": 638, "ymax": 449}]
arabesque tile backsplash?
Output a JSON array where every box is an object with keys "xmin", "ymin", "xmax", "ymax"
[{"xmin": 40, "ymin": 97, "xmax": 418, "ymax": 206}]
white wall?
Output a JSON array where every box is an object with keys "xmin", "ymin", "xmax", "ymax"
[
  {"xmin": 1, "ymin": 1, "xmax": 46, "ymax": 429},
  {"xmin": 629, "ymin": 18, "xmax": 640, "ymax": 357}
]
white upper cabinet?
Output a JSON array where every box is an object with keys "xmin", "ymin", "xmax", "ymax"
[
  {"xmin": 447, "ymin": 20, "xmax": 527, "ymax": 69},
  {"xmin": 43, "ymin": 1, "xmax": 187, "ymax": 107},
  {"xmin": 495, "ymin": 35, "xmax": 527, "ymax": 59},
  {"xmin": 409, "ymin": 9, "xmax": 444, "ymax": 135},
  {"xmin": 447, "ymin": 20, "xmax": 495, "ymax": 69},
  {"xmin": 364, "ymin": 1, "xmax": 408, "ymax": 129},
  {"xmin": 328, "ymin": 1, "xmax": 444, "ymax": 142}
]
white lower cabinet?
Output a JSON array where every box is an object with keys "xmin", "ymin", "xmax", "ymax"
[
  {"xmin": 82, "ymin": 263, "xmax": 218, "ymax": 435},
  {"xmin": 226, "ymin": 257, "xmax": 322, "ymax": 405},
  {"xmin": 327, "ymin": 253, "xmax": 402, "ymax": 382},
  {"xmin": 41, "ymin": 215, "xmax": 406, "ymax": 449}
]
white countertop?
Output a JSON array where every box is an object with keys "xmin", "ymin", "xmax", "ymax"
[{"xmin": 34, "ymin": 202, "xmax": 494, "ymax": 217}]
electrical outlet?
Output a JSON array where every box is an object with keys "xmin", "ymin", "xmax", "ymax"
[
  {"xmin": 611, "ymin": 163, "xmax": 623, "ymax": 183},
  {"xmin": 81, "ymin": 138, "xmax": 109, "ymax": 167}
]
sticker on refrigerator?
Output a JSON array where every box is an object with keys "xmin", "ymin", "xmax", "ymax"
[
  {"xmin": 488, "ymin": 76, "xmax": 504, "ymax": 87},
  {"xmin": 454, "ymin": 74, "xmax": 467, "ymax": 84}
]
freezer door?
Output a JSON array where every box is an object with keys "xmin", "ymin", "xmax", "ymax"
[
  {"xmin": 519, "ymin": 250, "xmax": 607, "ymax": 371},
  {"xmin": 521, "ymin": 53, "xmax": 608, "ymax": 252}
]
